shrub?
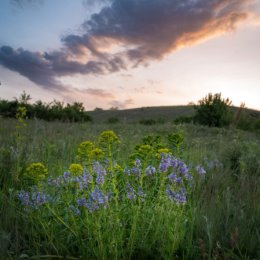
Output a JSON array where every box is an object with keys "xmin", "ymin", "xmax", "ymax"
[
  {"xmin": 194, "ymin": 93, "xmax": 233, "ymax": 127},
  {"xmin": 139, "ymin": 119, "xmax": 157, "ymax": 125},
  {"xmin": 107, "ymin": 117, "xmax": 119, "ymax": 124},
  {"xmin": 174, "ymin": 116, "xmax": 194, "ymax": 124}
]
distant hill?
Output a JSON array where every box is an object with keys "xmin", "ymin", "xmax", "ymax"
[{"xmin": 87, "ymin": 105, "xmax": 260, "ymax": 123}]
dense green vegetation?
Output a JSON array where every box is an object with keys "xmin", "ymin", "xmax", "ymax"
[
  {"xmin": 194, "ymin": 93, "xmax": 233, "ymax": 127},
  {"xmin": 0, "ymin": 92, "xmax": 92, "ymax": 122},
  {"xmin": 0, "ymin": 114, "xmax": 259, "ymax": 259}
]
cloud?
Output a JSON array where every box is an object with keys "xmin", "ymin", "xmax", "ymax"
[
  {"xmin": 1, "ymin": 0, "xmax": 258, "ymax": 93},
  {"xmin": 109, "ymin": 98, "xmax": 134, "ymax": 109},
  {"xmin": 0, "ymin": 46, "xmax": 66, "ymax": 92},
  {"xmin": 79, "ymin": 88, "xmax": 115, "ymax": 98}
]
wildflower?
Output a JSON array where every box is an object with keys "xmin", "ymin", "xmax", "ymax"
[
  {"xmin": 134, "ymin": 159, "xmax": 142, "ymax": 167},
  {"xmin": 166, "ymin": 186, "xmax": 186, "ymax": 205},
  {"xmin": 63, "ymin": 171, "xmax": 70, "ymax": 180},
  {"xmin": 145, "ymin": 165, "xmax": 156, "ymax": 176},
  {"xmin": 196, "ymin": 165, "xmax": 206, "ymax": 176},
  {"xmin": 93, "ymin": 161, "xmax": 106, "ymax": 185},
  {"xmin": 77, "ymin": 187, "xmax": 109, "ymax": 213},
  {"xmin": 24, "ymin": 162, "xmax": 48, "ymax": 184},
  {"xmin": 137, "ymin": 186, "xmax": 145, "ymax": 201},
  {"xmin": 77, "ymin": 197, "xmax": 87, "ymax": 207},
  {"xmin": 77, "ymin": 141, "xmax": 94, "ymax": 162},
  {"xmin": 126, "ymin": 182, "xmax": 136, "ymax": 200},
  {"xmin": 90, "ymin": 148, "xmax": 105, "ymax": 161},
  {"xmin": 124, "ymin": 168, "xmax": 131, "ymax": 176},
  {"xmin": 167, "ymin": 173, "xmax": 182, "ymax": 184},
  {"xmin": 179, "ymin": 163, "xmax": 189, "ymax": 175},
  {"xmin": 18, "ymin": 191, "xmax": 30, "ymax": 206},
  {"xmin": 159, "ymin": 154, "xmax": 172, "ymax": 172},
  {"xmin": 69, "ymin": 164, "xmax": 83, "ymax": 176},
  {"xmin": 69, "ymin": 205, "xmax": 80, "ymax": 216},
  {"xmin": 131, "ymin": 166, "xmax": 142, "ymax": 177},
  {"xmin": 98, "ymin": 130, "xmax": 120, "ymax": 148},
  {"xmin": 18, "ymin": 190, "xmax": 47, "ymax": 208}
]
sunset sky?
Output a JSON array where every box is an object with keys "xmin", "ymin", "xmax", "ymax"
[{"xmin": 0, "ymin": 0, "xmax": 260, "ymax": 110}]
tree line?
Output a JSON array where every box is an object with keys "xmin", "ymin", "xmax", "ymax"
[{"xmin": 0, "ymin": 92, "xmax": 92, "ymax": 122}]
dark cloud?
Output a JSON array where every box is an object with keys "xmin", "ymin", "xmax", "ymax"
[
  {"xmin": 0, "ymin": 46, "xmax": 66, "ymax": 92},
  {"xmin": 1, "ymin": 0, "xmax": 258, "ymax": 92}
]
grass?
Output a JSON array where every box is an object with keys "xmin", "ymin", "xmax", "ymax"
[{"xmin": 0, "ymin": 117, "xmax": 259, "ymax": 260}]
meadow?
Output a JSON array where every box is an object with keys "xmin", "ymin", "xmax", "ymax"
[{"xmin": 0, "ymin": 116, "xmax": 259, "ymax": 260}]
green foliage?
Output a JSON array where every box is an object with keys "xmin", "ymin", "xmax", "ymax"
[
  {"xmin": 167, "ymin": 133, "xmax": 184, "ymax": 156},
  {"xmin": 68, "ymin": 163, "xmax": 83, "ymax": 176},
  {"xmin": 174, "ymin": 115, "xmax": 194, "ymax": 124},
  {"xmin": 139, "ymin": 118, "xmax": 166, "ymax": 125},
  {"xmin": 139, "ymin": 119, "xmax": 157, "ymax": 125},
  {"xmin": 0, "ymin": 92, "xmax": 92, "ymax": 122},
  {"xmin": 24, "ymin": 162, "xmax": 48, "ymax": 185},
  {"xmin": 107, "ymin": 117, "xmax": 119, "ymax": 124},
  {"xmin": 194, "ymin": 93, "xmax": 233, "ymax": 127},
  {"xmin": 0, "ymin": 119, "xmax": 259, "ymax": 260}
]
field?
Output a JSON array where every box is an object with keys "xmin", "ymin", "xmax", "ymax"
[{"xmin": 0, "ymin": 116, "xmax": 259, "ymax": 260}]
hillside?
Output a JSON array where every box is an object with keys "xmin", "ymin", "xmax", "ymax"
[{"xmin": 87, "ymin": 105, "xmax": 260, "ymax": 123}]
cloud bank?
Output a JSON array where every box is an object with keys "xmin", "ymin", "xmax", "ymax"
[{"xmin": 0, "ymin": 0, "xmax": 258, "ymax": 94}]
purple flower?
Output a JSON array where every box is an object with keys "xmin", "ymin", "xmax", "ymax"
[
  {"xmin": 93, "ymin": 161, "xmax": 106, "ymax": 185},
  {"xmin": 134, "ymin": 159, "xmax": 142, "ymax": 167},
  {"xmin": 167, "ymin": 173, "xmax": 182, "ymax": 184},
  {"xmin": 124, "ymin": 168, "xmax": 131, "ymax": 175},
  {"xmin": 126, "ymin": 182, "xmax": 136, "ymax": 200},
  {"xmin": 196, "ymin": 165, "xmax": 206, "ymax": 176},
  {"xmin": 179, "ymin": 164, "xmax": 189, "ymax": 175},
  {"xmin": 18, "ymin": 191, "xmax": 47, "ymax": 209},
  {"xmin": 69, "ymin": 205, "xmax": 80, "ymax": 216},
  {"xmin": 166, "ymin": 186, "xmax": 186, "ymax": 205},
  {"xmin": 63, "ymin": 171, "xmax": 70, "ymax": 179},
  {"xmin": 137, "ymin": 187, "xmax": 145, "ymax": 201},
  {"xmin": 77, "ymin": 187, "xmax": 109, "ymax": 212},
  {"xmin": 18, "ymin": 191, "xmax": 30, "ymax": 206},
  {"xmin": 145, "ymin": 166, "xmax": 156, "ymax": 176},
  {"xmin": 131, "ymin": 166, "xmax": 141, "ymax": 177}
]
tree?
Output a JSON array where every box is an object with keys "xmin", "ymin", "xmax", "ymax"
[{"xmin": 194, "ymin": 93, "xmax": 233, "ymax": 127}]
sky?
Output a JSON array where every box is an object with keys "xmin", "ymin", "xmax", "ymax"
[{"xmin": 0, "ymin": 0, "xmax": 260, "ymax": 110}]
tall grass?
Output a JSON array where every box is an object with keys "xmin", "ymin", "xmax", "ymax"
[{"xmin": 0, "ymin": 118, "xmax": 259, "ymax": 259}]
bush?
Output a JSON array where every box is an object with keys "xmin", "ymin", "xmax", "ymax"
[
  {"xmin": 194, "ymin": 93, "xmax": 233, "ymax": 127},
  {"xmin": 107, "ymin": 117, "xmax": 119, "ymax": 124},
  {"xmin": 0, "ymin": 93, "xmax": 92, "ymax": 122},
  {"xmin": 139, "ymin": 119, "xmax": 157, "ymax": 125},
  {"xmin": 174, "ymin": 116, "xmax": 194, "ymax": 124}
]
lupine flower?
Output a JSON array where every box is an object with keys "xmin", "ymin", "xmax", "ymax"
[
  {"xmin": 93, "ymin": 161, "xmax": 106, "ymax": 185},
  {"xmin": 166, "ymin": 186, "xmax": 186, "ymax": 205},
  {"xmin": 124, "ymin": 168, "xmax": 131, "ymax": 175},
  {"xmin": 135, "ymin": 159, "xmax": 142, "ymax": 167},
  {"xmin": 18, "ymin": 191, "xmax": 47, "ymax": 208},
  {"xmin": 179, "ymin": 163, "xmax": 189, "ymax": 175},
  {"xmin": 63, "ymin": 171, "xmax": 70, "ymax": 179},
  {"xmin": 69, "ymin": 205, "xmax": 80, "ymax": 216},
  {"xmin": 77, "ymin": 187, "xmax": 109, "ymax": 213},
  {"xmin": 159, "ymin": 154, "xmax": 174, "ymax": 172},
  {"xmin": 184, "ymin": 172, "xmax": 193, "ymax": 180},
  {"xmin": 167, "ymin": 173, "xmax": 183, "ymax": 184},
  {"xmin": 145, "ymin": 165, "xmax": 156, "ymax": 176},
  {"xmin": 77, "ymin": 197, "xmax": 87, "ymax": 207},
  {"xmin": 196, "ymin": 165, "xmax": 206, "ymax": 176},
  {"xmin": 131, "ymin": 166, "xmax": 142, "ymax": 177},
  {"xmin": 18, "ymin": 191, "xmax": 30, "ymax": 206},
  {"xmin": 137, "ymin": 187, "xmax": 145, "ymax": 201},
  {"xmin": 126, "ymin": 182, "xmax": 136, "ymax": 200}
]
